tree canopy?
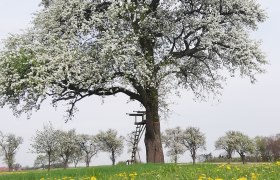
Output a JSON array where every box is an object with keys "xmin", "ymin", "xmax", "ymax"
[
  {"xmin": 0, "ymin": 0, "xmax": 267, "ymax": 163},
  {"xmin": 0, "ymin": 0, "xmax": 266, "ymax": 116}
]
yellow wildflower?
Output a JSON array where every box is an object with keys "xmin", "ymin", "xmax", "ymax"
[
  {"xmin": 198, "ymin": 173, "xmax": 206, "ymax": 180},
  {"xmin": 251, "ymin": 173, "xmax": 257, "ymax": 180},
  {"xmin": 237, "ymin": 177, "xmax": 247, "ymax": 180},
  {"xmin": 117, "ymin": 172, "xmax": 127, "ymax": 177},
  {"xmin": 129, "ymin": 172, "xmax": 137, "ymax": 176},
  {"xmin": 226, "ymin": 165, "xmax": 231, "ymax": 170},
  {"xmin": 215, "ymin": 178, "xmax": 223, "ymax": 180},
  {"xmin": 90, "ymin": 176, "xmax": 97, "ymax": 180}
]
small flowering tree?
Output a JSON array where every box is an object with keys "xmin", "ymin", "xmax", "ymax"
[
  {"xmin": 0, "ymin": 131, "xmax": 23, "ymax": 171},
  {"xmin": 234, "ymin": 132, "xmax": 254, "ymax": 164},
  {"xmin": 0, "ymin": 0, "xmax": 267, "ymax": 163},
  {"xmin": 56, "ymin": 129, "xmax": 79, "ymax": 169},
  {"xmin": 216, "ymin": 131, "xmax": 254, "ymax": 164},
  {"xmin": 78, "ymin": 134, "xmax": 99, "ymax": 167},
  {"xmin": 31, "ymin": 123, "xmax": 60, "ymax": 171},
  {"xmin": 162, "ymin": 127, "xmax": 185, "ymax": 164},
  {"xmin": 181, "ymin": 127, "xmax": 206, "ymax": 164},
  {"xmin": 96, "ymin": 129, "xmax": 124, "ymax": 166},
  {"xmin": 215, "ymin": 131, "xmax": 237, "ymax": 164},
  {"xmin": 70, "ymin": 146, "xmax": 84, "ymax": 168}
]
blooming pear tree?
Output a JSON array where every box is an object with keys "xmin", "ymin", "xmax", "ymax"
[
  {"xmin": 0, "ymin": 0, "xmax": 267, "ymax": 163},
  {"xmin": 78, "ymin": 134, "xmax": 99, "ymax": 167},
  {"xmin": 0, "ymin": 131, "xmax": 23, "ymax": 171},
  {"xmin": 162, "ymin": 127, "xmax": 186, "ymax": 164},
  {"xmin": 181, "ymin": 127, "xmax": 206, "ymax": 164},
  {"xmin": 216, "ymin": 131, "xmax": 254, "ymax": 164},
  {"xmin": 215, "ymin": 131, "xmax": 237, "ymax": 164},
  {"xmin": 96, "ymin": 129, "xmax": 124, "ymax": 166},
  {"xmin": 70, "ymin": 146, "xmax": 84, "ymax": 168},
  {"xmin": 31, "ymin": 123, "xmax": 60, "ymax": 171},
  {"xmin": 56, "ymin": 129, "xmax": 79, "ymax": 168},
  {"xmin": 234, "ymin": 131, "xmax": 254, "ymax": 164}
]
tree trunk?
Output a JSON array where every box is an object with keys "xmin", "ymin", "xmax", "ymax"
[
  {"xmin": 63, "ymin": 158, "xmax": 68, "ymax": 169},
  {"xmin": 85, "ymin": 153, "xmax": 90, "ymax": 167},
  {"xmin": 174, "ymin": 155, "xmax": 177, "ymax": 164},
  {"xmin": 48, "ymin": 153, "xmax": 51, "ymax": 171},
  {"xmin": 73, "ymin": 156, "xmax": 80, "ymax": 168},
  {"xmin": 227, "ymin": 150, "xmax": 232, "ymax": 164},
  {"xmin": 86, "ymin": 160, "xmax": 90, "ymax": 167},
  {"xmin": 144, "ymin": 88, "xmax": 164, "ymax": 163},
  {"xmin": 240, "ymin": 153, "xmax": 246, "ymax": 164},
  {"xmin": 191, "ymin": 150, "xmax": 196, "ymax": 165},
  {"xmin": 8, "ymin": 161, "xmax": 13, "ymax": 172},
  {"xmin": 174, "ymin": 150, "xmax": 178, "ymax": 164},
  {"xmin": 85, "ymin": 156, "xmax": 90, "ymax": 167},
  {"xmin": 112, "ymin": 150, "xmax": 115, "ymax": 165},
  {"xmin": 227, "ymin": 155, "xmax": 232, "ymax": 164}
]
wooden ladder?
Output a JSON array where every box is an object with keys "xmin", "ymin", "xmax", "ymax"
[
  {"xmin": 128, "ymin": 111, "xmax": 146, "ymax": 164},
  {"xmin": 131, "ymin": 122, "xmax": 146, "ymax": 163}
]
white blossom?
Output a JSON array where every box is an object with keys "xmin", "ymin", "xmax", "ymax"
[{"xmin": 0, "ymin": 0, "xmax": 267, "ymax": 119}]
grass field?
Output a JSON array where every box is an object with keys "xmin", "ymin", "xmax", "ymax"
[{"xmin": 0, "ymin": 162, "xmax": 280, "ymax": 180}]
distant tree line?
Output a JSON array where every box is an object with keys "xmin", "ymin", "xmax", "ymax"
[
  {"xmin": 162, "ymin": 127, "xmax": 280, "ymax": 164},
  {"xmin": 31, "ymin": 123, "xmax": 124, "ymax": 171},
  {"xmin": 1, "ymin": 125, "xmax": 280, "ymax": 171},
  {"xmin": 214, "ymin": 132, "xmax": 280, "ymax": 164}
]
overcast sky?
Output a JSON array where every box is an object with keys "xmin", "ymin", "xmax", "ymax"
[{"xmin": 0, "ymin": 0, "xmax": 279, "ymax": 167}]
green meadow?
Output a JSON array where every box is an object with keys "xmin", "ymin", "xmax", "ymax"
[{"xmin": 1, "ymin": 162, "xmax": 280, "ymax": 180}]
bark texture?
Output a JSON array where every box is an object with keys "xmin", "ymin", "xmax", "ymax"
[{"xmin": 143, "ymin": 88, "xmax": 164, "ymax": 163}]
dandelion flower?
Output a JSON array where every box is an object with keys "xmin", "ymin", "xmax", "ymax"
[
  {"xmin": 237, "ymin": 177, "xmax": 247, "ymax": 180},
  {"xmin": 90, "ymin": 176, "xmax": 97, "ymax": 180}
]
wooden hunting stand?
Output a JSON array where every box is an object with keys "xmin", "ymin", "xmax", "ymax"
[{"xmin": 127, "ymin": 111, "xmax": 146, "ymax": 164}]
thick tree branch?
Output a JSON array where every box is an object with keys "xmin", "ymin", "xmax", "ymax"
[
  {"xmin": 149, "ymin": 0, "xmax": 160, "ymax": 12},
  {"xmin": 52, "ymin": 85, "xmax": 143, "ymax": 122}
]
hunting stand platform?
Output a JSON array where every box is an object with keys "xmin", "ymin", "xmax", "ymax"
[{"xmin": 127, "ymin": 111, "xmax": 146, "ymax": 164}]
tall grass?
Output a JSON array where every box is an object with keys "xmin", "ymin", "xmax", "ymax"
[{"xmin": 1, "ymin": 162, "xmax": 280, "ymax": 180}]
